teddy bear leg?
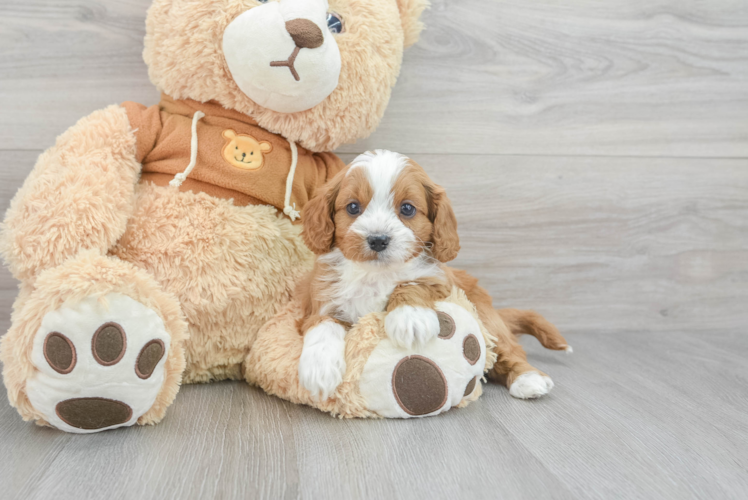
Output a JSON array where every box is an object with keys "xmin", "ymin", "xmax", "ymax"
[
  {"xmin": 0, "ymin": 252, "xmax": 187, "ymax": 433},
  {"xmin": 358, "ymin": 301, "xmax": 488, "ymax": 418}
]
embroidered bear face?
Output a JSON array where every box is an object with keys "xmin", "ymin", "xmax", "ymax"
[{"xmin": 221, "ymin": 129, "xmax": 273, "ymax": 171}]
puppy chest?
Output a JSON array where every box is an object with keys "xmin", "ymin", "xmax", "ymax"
[{"xmin": 329, "ymin": 278, "xmax": 399, "ymax": 324}]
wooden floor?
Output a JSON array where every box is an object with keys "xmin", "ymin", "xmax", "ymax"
[{"xmin": 1, "ymin": 1, "xmax": 747, "ymax": 499}]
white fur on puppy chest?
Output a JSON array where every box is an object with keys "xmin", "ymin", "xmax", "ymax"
[{"xmin": 223, "ymin": 0, "xmax": 341, "ymax": 113}]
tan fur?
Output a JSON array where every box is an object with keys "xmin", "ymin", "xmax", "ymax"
[
  {"xmin": 0, "ymin": 0, "xmax": 477, "ymax": 427},
  {"xmin": 246, "ymin": 287, "xmax": 488, "ymax": 417},
  {"xmin": 298, "ymin": 160, "xmax": 566, "ymax": 392},
  {"xmin": 0, "ymin": 105, "xmax": 140, "ymax": 284},
  {"xmin": 0, "ymin": 251, "xmax": 187, "ymax": 426},
  {"xmin": 333, "ymin": 168, "xmax": 376, "ymax": 262},
  {"xmin": 396, "ymin": 0, "xmax": 430, "ymax": 48},
  {"xmin": 0, "ymin": 107, "xmax": 315, "ymax": 423},
  {"xmin": 144, "ymin": 0, "xmax": 430, "ymax": 152},
  {"xmin": 110, "ymin": 182, "xmax": 314, "ymax": 383},
  {"xmin": 386, "ymin": 277, "xmax": 452, "ymax": 311},
  {"xmin": 395, "ymin": 161, "xmax": 460, "ymax": 262},
  {"xmin": 301, "ymin": 175, "xmax": 344, "ymax": 255},
  {"xmin": 446, "ymin": 268, "xmax": 568, "ymax": 387}
]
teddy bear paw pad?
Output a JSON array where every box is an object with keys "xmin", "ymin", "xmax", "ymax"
[
  {"xmin": 26, "ymin": 293, "xmax": 170, "ymax": 433},
  {"xmin": 359, "ymin": 302, "xmax": 486, "ymax": 418}
]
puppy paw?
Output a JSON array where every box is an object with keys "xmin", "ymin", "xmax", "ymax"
[
  {"xmin": 298, "ymin": 321, "xmax": 347, "ymax": 401},
  {"xmin": 509, "ymin": 372, "xmax": 554, "ymax": 399},
  {"xmin": 384, "ymin": 306, "xmax": 440, "ymax": 349}
]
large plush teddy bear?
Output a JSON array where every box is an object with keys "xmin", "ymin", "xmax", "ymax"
[{"xmin": 1, "ymin": 0, "xmax": 565, "ymax": 433}]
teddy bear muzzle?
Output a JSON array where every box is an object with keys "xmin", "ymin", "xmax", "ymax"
[{"xmin": 223, "ymin": 0, "xmax": 341, "ymax": 114}]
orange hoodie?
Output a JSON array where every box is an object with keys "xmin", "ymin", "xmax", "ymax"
[{"xmin": 123, "ymin": 95, "xmax": 345, "ymax": 221}]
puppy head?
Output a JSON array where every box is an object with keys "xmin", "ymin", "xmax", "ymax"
[{"xmin": 302, "ymin": 150, "xmax": 460, "ymax": 264}]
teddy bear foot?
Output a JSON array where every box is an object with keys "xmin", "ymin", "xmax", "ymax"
[
  {"xmin": 26, "ymin": 292, "xmax": 172, "ymax": 433},
  {"xmin": 358, "ymin": 301, "xmax": 486, "ymax": 418}
]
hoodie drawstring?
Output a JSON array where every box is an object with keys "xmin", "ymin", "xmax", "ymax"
[
  {"xmin": 170, "ymin": 111, "xmax": 205, "ymax": 188},
  {"xmin": 169, "ymin": 110, "xmax": 300, "ymax": 222}
]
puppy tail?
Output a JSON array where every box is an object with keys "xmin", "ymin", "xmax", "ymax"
[{"xmin": 498, "ymin": 308, "xmax": 571, "ymax": 353}]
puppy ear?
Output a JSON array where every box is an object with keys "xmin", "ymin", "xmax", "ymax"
[
  {"xmin": 428, "ymin": 185, "xmax": 460, "ymax": 262},
  {"xmin": 397, "ymin": 0, "xmax": 430, "ymax": 48},
  {"xmin": 302, "ymin": 175, "xmax": 342, "ymax": 255}
]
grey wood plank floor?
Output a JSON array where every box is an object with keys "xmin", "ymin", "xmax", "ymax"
[{"xmin": 1, "ymin": 1, "xmax": 747, "ymax": 499}]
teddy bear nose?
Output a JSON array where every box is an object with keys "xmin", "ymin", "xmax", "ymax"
[{"xmin": 285, "ymin": 19, "xmax": 324, "ymax": 49}]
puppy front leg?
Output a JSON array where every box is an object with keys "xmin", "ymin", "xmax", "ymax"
[
  {"xmin": 385, "ymin": 278, "xmax": 451, "ymax": 349},
  {"xmin": 298, "ymin": 316, "xmax": 348, "ymax": 400}
]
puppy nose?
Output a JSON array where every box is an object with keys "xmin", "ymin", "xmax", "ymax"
[
  {"xmin": 285, "ymin": 19, "xmax": 324, "ymax": 49},
  {"xmin": 367, "ymin": 235, "xmax": 391, "ymax": 253}
]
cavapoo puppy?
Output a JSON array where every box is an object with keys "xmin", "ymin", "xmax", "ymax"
[{"xmin": 297, "ymin": 150, "xmax": 570, "ymax": 400}]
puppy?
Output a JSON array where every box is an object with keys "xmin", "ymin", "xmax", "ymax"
[{"xmin": 297, "ymin": 150, "xmax": 570, "ymax": 400}]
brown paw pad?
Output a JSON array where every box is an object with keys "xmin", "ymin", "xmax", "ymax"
[
  {"xmin": 136, "ymin": 340, "xmax": 165, "ymax": 380},
  {"xmin": 44, "ymin": 332, "xmax": 77, "ymax": 375},
  {"xmin": 55, "ymin": 397, "xmax": 133, "ymax": 430},
  {"xmin": 463, "ymin": 334, "xmax": 481, "ymax": 365},
  {"xmin": 437, "ymin": 311, "xmax": 456, "ymax": 339},
  {"xmin": 392, "ymin": 356, "xmax": 448, "ymax": 416},
  {"xmin": 92, "ymin": 322, "xmax": 127, "ymax": 366},
  {"xmin": 464, "ymin": 376, "xmax": 478, "ymax": 397}
]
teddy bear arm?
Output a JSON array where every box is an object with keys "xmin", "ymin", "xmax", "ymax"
[{"xmin": 1, "ymin": 105, "xmax": 142, "ymax": 283}]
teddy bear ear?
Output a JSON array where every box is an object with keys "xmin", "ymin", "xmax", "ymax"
[
  {"xmin": 260, "ymin": 141, "xmax": 273, "ymax": 154},
  {"xmin": 222, "ymin": 129, "xmax": 237, "ymax": 140},
  {"xmin": 397, "ymin": 0, "xmax": 430, "ymax": 48}
]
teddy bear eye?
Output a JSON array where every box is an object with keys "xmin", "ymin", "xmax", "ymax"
[{"xmin": 327, "ymin": 12, "xmax": 344, "ymax": 34}]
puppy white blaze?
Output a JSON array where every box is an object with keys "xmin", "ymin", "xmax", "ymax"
[{"xmin": 348, "ymin": 150, "xmax": 415, "ymax": 264}]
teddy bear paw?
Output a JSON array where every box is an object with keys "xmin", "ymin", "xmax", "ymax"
[
  {"xmin": 360, "ymin": 302, "xmax": 485, "ymax": 418},
  {"xmin": 26, "ymin": 293, "xmax": 171, "ymax": 433},
  {"xmin": 384, "ymin": 305, "xmax": 440, "ymax": 349},
  {"xmin": 298, "ymin": 321, "xmax": 347, "ymax": 400}
]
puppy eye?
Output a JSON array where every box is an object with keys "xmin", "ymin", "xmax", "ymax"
[
  {"xmin": 400, "ymin": 203, "xmax": 416, "ymax": 218},
  {"xmin": 346, "ymin": 202, "xmax": 361, "ymax": 216},
  {"xmin": 327, "ymin": 12, "xmax": 344, "ymax": 34}
]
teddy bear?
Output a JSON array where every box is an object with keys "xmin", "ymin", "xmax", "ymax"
[{"xmin": 1, "ymin": 0, "xmax": 565, "ymax": 433}]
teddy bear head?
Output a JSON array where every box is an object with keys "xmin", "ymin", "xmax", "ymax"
[{"xmin": 144, "ymin": 0, "xmax": 429, "ymax": 152}]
